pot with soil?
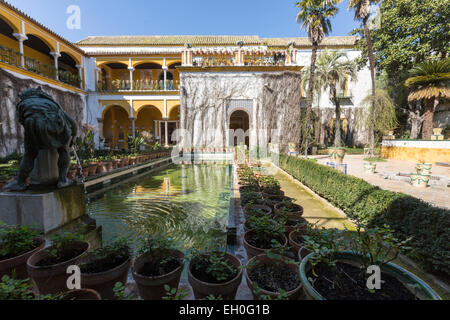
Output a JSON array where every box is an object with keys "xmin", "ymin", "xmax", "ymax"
[
  {"xmin": 80, "ymin": 240, "xmax": 132, "ymax": 300},
  {"xmin": 82, "ymin": 166, "xmax": 90, "ymax": 177},
  {"xmin": 246, "ymin": 254, "xmax": 302, "ymax": 300},
  {"xmin": 274, "ymin": 201, "xmax": 303, "ymax": 218},
  {"xmin": 263, "ymin": 194, "xmax": 291, "ymax": 210},
  {"xmin": 133, "ymin": 249, "xmax": 184, "ymax": 300},
  {"xmin": 0, "ymin": 224, "xmax": 45, "ymax": 279},
  {"xmin": 288, "ymin": 231, "xmax": 311, "ymax": 261},
  {"xmin": 243, "ymin": 204, "xmax": 272, "ymax": 220},
  {"xmin": 96, "ymin": 162, "xmax": 107, "ymax": 175},
  {"xmin": 328, "ymin": 147, "xmax": 346, "ymax": 164},
  {"xmin": 27, "ymin": 237, "xmax": 89, "ymax": 295},
  {"xmin": 60, "ymin": 289, "xmax": 101, "ymax": 300},
  {"xmin": 299, "ymin": 251, "xmax": 441, "ymax": 300},
  {"xmin": 88, "ymin": 165, "xmax": 98, "ymax": 177},
  {"xmin": 240, "ymin": 190, "xmax": 264, "ymax": 207},
  {"xmin": 276, "ymin": 216, "xmax": 308, "ymax": 238},
  {"xmin": 188, "ymin": 251, "xmax": 242, "ymax": 300},
  {"xmin": 243, "ymin": 216, "xmax": 287, "ymax": 260}
]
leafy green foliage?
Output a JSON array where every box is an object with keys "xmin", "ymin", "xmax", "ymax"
[
  {"xmin": 249, "ymin": 215, "xmax": 286, "ymax": 246},
  {"xmin": 0, "ymin": 275, "xmax": 35, "ymax": 300},
  {"xmin": 278, "ymin": 154, "xmax": 450, "ymax": 276},
  {"xmin": 0, "ymin": 221, "xmax": 41, "ymax": 259},
  {"xmin": 47, "ymin": 231, "xmax": 84, "ymax": 262},
  {"xmin": 113, "ymin": 282, "xmax": 135, "ymax": 300},
  {"xmin": 162, "ymin": 285, "xmax": 189, "ymax": 300},
  {"xmin": 79, "ymin": 238, "xmax": 130, "ymax": 273},
  {"xmin": 191, "ymin": 250, "xmax": 237, "ymax": 282}
]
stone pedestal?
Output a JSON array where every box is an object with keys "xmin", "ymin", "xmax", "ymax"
[
  {"xmin": 0, "ymin": 185, "xmax": 86, "ymax": 233},
  {"xmin": 29, "ymin": 149, "xmax": 59, "ymax": 187}
]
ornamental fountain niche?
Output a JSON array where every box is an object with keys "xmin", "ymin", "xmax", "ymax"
[{"xmin": 0, "ymin": 87, "xmax": 99, "ymax": 239}]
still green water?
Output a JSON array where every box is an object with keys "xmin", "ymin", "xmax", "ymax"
[{"xmin": 86, "ymin": 164, "xmax": 233, "ymax": 253}]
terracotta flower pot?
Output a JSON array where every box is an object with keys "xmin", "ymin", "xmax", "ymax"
[
  {"xmin": 132, "ymin": 250, "xmax": 184, "ymax": 300},
  {"xmin": 105, "ymin": 161, "xmax": 113, "ymax": 171},
  {"xmin": 278, "ymin": 216, "xmax": 308, "ymax": 238},
  {"xmin": 246, "ymin": 254, "xmax": 302, "ymax": 300},
  {"xmin": 243, "ymin": 204, "xmax": 272, "ymax": 220},
  {"xmin": 82, "ymin": 167, "xmax": 90, "ymax": 177},
  {"xmin": 60, "ymin": 288, "xmax": 101, "ymax": 300},
  {"xmin": 328, "ymin": 147, "xmax": 346, "ymax": 164},
  {"xmin": 27, "ymin": 241, "xmax": 90, "ymax": 295},
  {"xmin": 0, "ymin": 238, "xmax": 45, "ymax": 280},
  {"xmin": 274, "ymin": 202, "xmax": 303, "ymax": 218},
  {"xmin": 88, "ymin": 165, "xmax": 98, "ymax": 176},
  {"xmin": 80, "ymin": 256, "xmax": 132, "ymax": 300},
  {"xmin": 410, "ymin": 173, "xmax": 430, "ymax": 188},
  {"xmin": 96, "ymin": 163, "xmax": 107, "ymax": 174},
  {"xmin": 121, "ymin": 158, "xmax": 129, "ymax": 167},
  {"xmin": 243, "ymin": 231, "xmax": 287, "ymax": 260},
  {"xmin": 288, "ymin": 231, "xmax": 310, "ymax": 261},
  {"xmin": 188, "ymin": 252, "xmax": 242, "ymax": 300},
  {"xmin": 299, "ymin": 251, "xmax": 441, "ymax": 300}
]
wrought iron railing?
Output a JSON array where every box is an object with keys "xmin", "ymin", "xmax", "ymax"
[
  {"xmin": 0, "ymin": 45, "xmax": 81, "ymax": 88},
  {"xmin": 101, "ymin": 79, "xmax": 179, "ymax": 92}
]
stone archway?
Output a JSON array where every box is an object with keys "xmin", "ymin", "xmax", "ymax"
[{"xmin": 229, "ymin": 110, "xmax": 250, "ymax": 147}]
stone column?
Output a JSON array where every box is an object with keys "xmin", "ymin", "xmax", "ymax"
[
  {"xmin": 165, "ymin": 121, "xmax": 169, "ymax": 147},
  {"xmin": 128, "ymin": 67, "xmax": 135, "ymax": 90},
  {"xmin": 130, "ymin": 117, "xmax": 136, "ymax": 138},
  {"xmin": 163, "ymin": 66, "xmax": 168, "ymax": 91},
  {"xmin": 50, "ymin": 52, "xmax": 61, "ymax": 80},
  {"xmin": 12, "ymin": 33, "xmax": 28, "ymax": 68},
  {"xmin": 75, "ymin": 64, "xmax": 83, "ymax": 88}
]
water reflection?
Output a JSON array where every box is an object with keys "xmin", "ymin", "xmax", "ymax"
[{"xmin": 87, "ymin": 164, "xmax": 232, "ymax": 252}]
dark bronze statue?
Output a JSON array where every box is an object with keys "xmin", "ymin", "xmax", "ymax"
[{"xmin": 4, "ymin": 87, "xmax": 78, "ymax": 191}]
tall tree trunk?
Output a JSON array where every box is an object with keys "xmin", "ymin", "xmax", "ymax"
[
  {"xmin": 304, "ymin": 42, "xmax": 318, "ymax": 156},
  {"xmin": 332, "ymin": 86, "xmax": 342, "ymax": 147},
  {"xmin": 364, "ymin": 17, "xmax": 376, "ymax": 156},
  {"xmin": 421, "ymin": 99, "xmax": 435, "ymax": 139}
]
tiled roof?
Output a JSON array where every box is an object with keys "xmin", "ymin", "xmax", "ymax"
[
  {"xmin": 76, "ymin": 35, "xmax": 358, "ymax": 47},
  {"xmin": 263, "ymin": 36, "xmax": 358, "ymax": 47},
  {"xmin": 76, "ymin": 35, "xmax": 262, "ymax": 46}
]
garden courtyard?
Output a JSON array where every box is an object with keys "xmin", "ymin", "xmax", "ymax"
[{"xmin": 0, "ymin": 0, "xmax": 449, "ymax": 303}]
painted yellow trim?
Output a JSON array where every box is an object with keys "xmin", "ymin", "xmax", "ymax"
[
  {"xmin": 0, "ymin": 62, "xmax": 85, "ymax": 93},
  {"xmin": 133, "ymin": 100, "xmax": 165, "ymax": 117},
  {"xmin": 381, "ymin": 146, "xmax": 450, "ymax": 164},
  {"xmin": 177, "ymin": 66, "xmax": 303, "ymax": 72},
  {"xmin": 100, "ymin": 100, "xmax": 131, "ymax": 117}
]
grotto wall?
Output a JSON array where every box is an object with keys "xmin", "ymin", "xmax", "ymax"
[
  {"xmin": 179, "ymin": 70, "xmax": 302, "ymax": 153},
  {"xmin": 0, "ymin": 68, "xmax": 87, "ymax": 158}
]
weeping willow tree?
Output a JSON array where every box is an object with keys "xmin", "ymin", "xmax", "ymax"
[{"xmin": 356, "ymin": 90, "xmax": 398, "ymax": 155}]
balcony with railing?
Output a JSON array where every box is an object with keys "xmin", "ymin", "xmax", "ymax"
[
  {"xmin": 189, "ymin": 49, "xmax": 290, "ymax": 67},
  {"xmin": 100, "ymin": 79, "xmax": 180, "ymax": 92},
  {"xmin": 0, "ymin": 45, "xmax": 81, "ymax": 88}
]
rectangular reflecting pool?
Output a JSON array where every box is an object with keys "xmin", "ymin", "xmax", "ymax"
[{"xmin": 86, "ymin": 164, "xmax": 233, "ymax": 253}]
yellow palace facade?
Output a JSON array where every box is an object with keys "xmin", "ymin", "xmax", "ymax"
[{"xmin": 0, "ymin": 0, "xmax": 367, "ymax": 156}]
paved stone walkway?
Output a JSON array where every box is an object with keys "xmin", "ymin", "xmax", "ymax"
[{"xmin": 312, "ymin": 155, "xmax": 449, "ymax": 209}]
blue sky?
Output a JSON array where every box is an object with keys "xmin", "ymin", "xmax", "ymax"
[{"xmin": 6, "ymin": 0, "xmax": 361, "ymax": 42}]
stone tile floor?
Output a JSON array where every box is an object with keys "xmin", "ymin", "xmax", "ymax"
[{"xmin": 312, "ymin": 155, "xmax": 449, "ymax": 209}]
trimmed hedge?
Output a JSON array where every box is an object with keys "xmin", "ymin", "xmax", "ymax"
[{"xmin": 277, "ymin": 154, "xmax": 450, "ymax": 277}]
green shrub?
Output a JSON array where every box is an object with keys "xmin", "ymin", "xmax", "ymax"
[{"xmin": 277, "ymin": 154, "xmax": 450, "ymax": 277}]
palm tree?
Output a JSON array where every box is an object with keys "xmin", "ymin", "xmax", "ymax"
[
  {"xmin": 405, "ymin": 58, "xmax": 450, "ymax": 139},
  {"xmin": 296, "ymin": 0, "xmax": 340, "ymax": 154},
  {"xmin": 348, "ymin": 0, "xmax": 380, "ymax": 155},
  {"xmin": 304, "ymin": 50, "xmax": 357, "ymax": 147}
]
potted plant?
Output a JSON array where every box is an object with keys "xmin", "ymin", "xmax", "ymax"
[
  {"xmin": 263, "ymin": 194, "xmax": 291, "ymax": 210},
  {"xmin": 328, "ymin": 147, "xmax": 346, "ymax": 164},
  {"xmin": 188, "ymin": 249, "xmax": 242, "ymax": 300},
  {"xmin": 416, "ymin": 162, "xmax": 432, "ymax": 175},
  {"xmin": 243, "ymin": 215, "xmax": 287, "ymax": 259},
  {"xmin": 0, "ymin": 222, "xmax": 45, "ymax": 279},
  {"xmin": 274, "ymin": 199, "xmax": 303, "ymax": 218},
  {"xmin": 299, "ymin": 225, "xmax": 441, "ymax": 300},
  {"xmin": 245, "ymin": 244, "xmax": 302, "ymax": 300},
  {"xmin": 0, "ymin": 274, "xmax": 36, "ymax": 300},
  {"xmin": 27, "ymin": 232, "xmax": 89, "ymax": 295},
  {"xmin": 259, "ymin": 176, "xmax": 283, "ymax": 196},
  {"xmin": 60, "ymin": 288, "xmax": 101, "ymax": 300},
  {"xmin": 132, "ymin": 237, "xmax": 185, "ymax": 300},
  {"xmin": 79, "ymin": 238, "xmax": 132, "ymax": 300},
  {"xmin": 364, "ymin": 162, "xmax": 376, "ymax": 174},
  {"xmin": 410, "ymin": 173, "xmax": 430, "ymax": 188},
  {"xmin": 243, "ymin": 203, "xmax": 272, "ymax": 220}
]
